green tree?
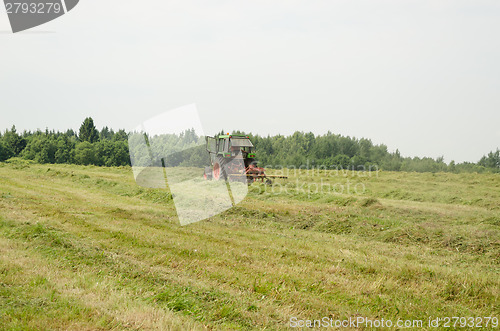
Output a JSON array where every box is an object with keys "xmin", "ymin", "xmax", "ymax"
[
  {"xmin": 94, "ymin": 140, "xmax": 129, "ymax": 167},
  {"xmin": 100, "ymin": 126, "xmax": 116, "ymax": 141},
  {"xmin": 79, "ymin": 118, "xmax": 99, "ymax": 143},
  {"xmin": 448, "ymin": 160, "xmax": 456, "ymax": 173},
  {"xmin": 479, "ymin": 149, "xmax": 500, "ymax": 169},
  {"xmin": 3, "ymin": 126, "xmax": 27, "ymax": 156},
  {"xmin": 113, "ymin": 129, "xmax": 128, "ymax": 141},
  {"xmin": 0, "ymin": 140, "xmax": 12, "ymax": 161},
  {"xmin": 74, "ymin": 142, "xmax": 95, "ymax": 165},
  {"xmin": 111, "ymin": 141, "xmax": 131, "ymax": 166},
  {"xmin": 350, "ymin": 155, "xmax": 367, "ymax": 169},
  {"xmin": 359, "ymin": 138, "xmax": 373, "ymax": 159},
  {"xmin": 55, "ymin": 135, "xmax": 74, "ymax": 163},
  {"xmin": 21, "ymin": 134, "xmax": 57, "ymax": 164},
  {"xmin": 65, "ymin": 129, "xmax": 76, "ymax": 137},
  {"xmin": 331, "ymin": 154, "xmax": 351, "ymax": 169}
]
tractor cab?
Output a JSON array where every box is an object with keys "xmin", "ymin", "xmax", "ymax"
[{"xmin": 206, "ymin": 134, "xmax": 256, "ymax": 160}]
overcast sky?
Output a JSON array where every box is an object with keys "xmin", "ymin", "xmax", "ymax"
[{"xmin": 1, "ymin": 0, "xmax": 499, "ymax": 163}]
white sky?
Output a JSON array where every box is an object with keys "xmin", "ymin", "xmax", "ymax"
[{"xmin": 1, "ymin": 0, "xmax": 499, "ymax": 163}]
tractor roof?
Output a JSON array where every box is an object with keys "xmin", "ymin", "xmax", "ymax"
[{"xmin": 217, "ymin": 134, "xmax": 249, "ymax": 139}]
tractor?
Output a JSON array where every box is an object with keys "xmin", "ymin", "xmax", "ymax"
[{"xmin": 203, "ymin": 133, "xmax": 286, "ymax": 184}]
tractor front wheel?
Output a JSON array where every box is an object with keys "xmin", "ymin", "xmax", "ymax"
[
  {"xmin": 213, "ymin": 162, "xmax": 223, "ymax": 180},
  {"xmin": 204, "ymin": 167, "xmax": 213, "ymax": 180},
  {"xmin": 213, "ymin": 157, "xmax": 229, "ymax": 181}
]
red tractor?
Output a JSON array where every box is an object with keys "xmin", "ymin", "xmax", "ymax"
[{"xmin": 203, "ymin": 133, "xmax": 286, "ymax": 184}]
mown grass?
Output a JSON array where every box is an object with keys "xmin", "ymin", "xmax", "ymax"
[{"xmin": 0, "ymin": 160, "xmax": 498, "ymax": 330}]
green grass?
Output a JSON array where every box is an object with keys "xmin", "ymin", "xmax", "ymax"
[{"xmin": 0, "ymin": 160, "xmax": 498, "ymax": 330}]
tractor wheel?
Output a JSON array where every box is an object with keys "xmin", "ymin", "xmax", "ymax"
[
  {"xmin": 213, "ymin": 162, "xmax": 225, "ymax": 181},
  {"xmin": 213, "ymin": 157, "xmax": 229, "ymax": 181},
  {"xmin": 204, "ymin": 167, "xmax": 212, "ymax": 180}
]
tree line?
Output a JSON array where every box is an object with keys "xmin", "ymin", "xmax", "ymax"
[
  {"xmin": 237, "ymin": 132, "xmax": 500, "ymax": 172},
  {"xmin": 0, "ymin": 118, "xmax": 129, "ymax": 167},
  {"xmin": 0, "ymin": 117, "xmax": 499, "ymax": 173},
  {"xmin": 244, "ymin": 131, "xmax": 500, "ymax": 173}
]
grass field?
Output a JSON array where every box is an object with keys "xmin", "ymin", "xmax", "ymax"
[{"xmin": 0, "ymin": 159, "xmax": 498, "ymax": 330}]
